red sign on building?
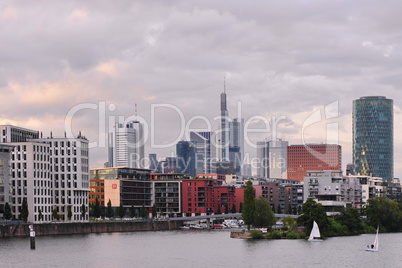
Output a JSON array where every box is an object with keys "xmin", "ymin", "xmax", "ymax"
[{"xmin": 112, "ymin": 184, "xmax": 117, "ymax": 189}]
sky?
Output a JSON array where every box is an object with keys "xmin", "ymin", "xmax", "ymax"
[{"xmin": 1, "ymin": 0, "xmax": 402, "ymax": 177}]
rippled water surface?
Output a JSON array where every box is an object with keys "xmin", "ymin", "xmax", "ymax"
[{"xmin": 1, "ymin": 230, "xmax": 401, "ymax": 268}]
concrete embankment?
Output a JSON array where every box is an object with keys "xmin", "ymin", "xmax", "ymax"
[{"xmin": 0, "ymin": 220, "xmax": 182, "ymax": 238}]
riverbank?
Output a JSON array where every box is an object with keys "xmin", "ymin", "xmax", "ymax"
[{"xmin": 0, "ymin": 220, "xmax": 182, "ymax": 238}]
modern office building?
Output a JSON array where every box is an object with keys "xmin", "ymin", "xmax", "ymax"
[
  {"xmin": 149, "ymin": 153, "xmax": 158, "ymax": 171},
  {"xmin": 176, "ymin": 141, "xmax": 196, "ymax": 177},
  {"xmin": 190, "ymin": 132, "xmax": 213, "ymax": 175},
  {"xmin": 287, "ymin": 144, "xmax": 342, "ymax": 181},
  {"xmin": 0, "ymin": 144, "xmax": 14, "ymax": 219},
  {"xmin": 108, "ymin": 121, "xmax": 145, "ymax": 169},
  {"xmin": 90, "ymin": 167, "xmax": 153, "ymax": 217},
  {"xmin": 269, "ymin": 139, "xmax": 288, "ymax": 179},
  {"xmin": 353, "ymin": 96, "xmax": 393, "ymax": 181},
  {"xmin": 256, "ymin": 141, "xmax": 269, "ymax": 178},
  {"xmin": 229, "ymin": 119, "xmax": 244, "ymax": 175}
]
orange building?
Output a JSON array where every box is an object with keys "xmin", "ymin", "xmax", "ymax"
[{"xmin": 287, "ymin": 144, "xmax": 341, "ymax": 181}]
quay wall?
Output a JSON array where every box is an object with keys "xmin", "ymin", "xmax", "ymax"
[{"xmin": 0, "ymin": 220, "xmax": 182, "ymax": 238}]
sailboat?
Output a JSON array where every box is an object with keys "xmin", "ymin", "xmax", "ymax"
[
  {"xmin": 308, "ymin": 221, "xmax": 322, "ymax": 242},
  {"xmin": 366, "ymin": 226, "xmax": 379, "ymax": 252}
]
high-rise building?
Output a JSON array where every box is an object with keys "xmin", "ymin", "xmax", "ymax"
[
  {"xmin": 353, "ymin": 96, "xmax": 393, "ymax": 181},
  {"xmin": 108, "ymin": 121, "xmax": 145, "ymax": 168},
  {"xmin": 287, "ymin": 144, "xmax": 342, "ymax": 181},
  {"xmin": 220, "ymin": 86, "xmax": 229, "ymax": 161},
  {"xmin": 176, "ymin": 141, "xmax": 196, "ymax": 177},
  {"xmin": 190, "ymin": 131, "xmax": 213, "ymax": 175},
  {"xmin": 229, "ymin": 118, "xmax": 244, "ymax": 175},
  {"xmin": 149, "ymin": 153, "xmax": 158, "ymax": 171},
  {"xmin": 269, "ymin": 139, "xmax": 288, "ymax": 179},
  {"xmin": 256, "ymin": 141, "xmax": 269, "ymax": 178}
]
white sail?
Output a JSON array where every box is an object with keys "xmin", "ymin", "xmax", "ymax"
[
  {"xmin": 308, "ymin": 221, "xmax": 322, "ymax": 241},
  {"xmin": 366, "ymin": 226, "xmax": 379, "ymax": 251}
]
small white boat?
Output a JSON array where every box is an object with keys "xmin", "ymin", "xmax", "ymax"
[
  {"xmin": 308, "ymin": 221, "xmax": 323, "ymax": 242},
  {"xmin": 366, "ymin": 226, "xmax": 379, "ymax": 252}
]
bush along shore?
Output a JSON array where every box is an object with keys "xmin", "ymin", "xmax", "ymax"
[{"xmin": 238, "ymin": 197, "xmax": 402, "ymax": 240}]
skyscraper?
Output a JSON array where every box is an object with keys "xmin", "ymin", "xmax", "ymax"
[
  {"xmin": 190, "ymin": 131, "xmax": 213, "ymax": 174},
  {"xmin": 229, "ymin": 118, "xmax": 244, "ymax": 175},
  {"xmin": 220, "ymin": 84, "xmax": 229, "ymax": 161},
  {"xmin": 176, "ymin": 141, "xmax": 196, "ymax": 177},
  {"xmin": 269, "ymin": 139, "xmax": 288, "ymax": 178},
  {"xmin": 108, "ymin": 121, "xmax": 145, "ymax": 168},
  {"xmin": 256, "ymin": 141, "xmax": 269, "ymax": 178},
  {"xmin": 353, "ymin": 96, "xmax": 393, "ymax": 181}
]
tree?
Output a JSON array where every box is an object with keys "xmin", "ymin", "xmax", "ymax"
[
  {"xmin": 334, "ymin": 207, "xmax": 363, "ymax": 234},
  {"xmin": 20, "ymin": 197, "xmax": 29, "ymax": 222},
  {"xmin": 366, "ymin": 197, "xmax": 402, "ymax": 232},
  {"xmin": 4, "ymin": 202, "xmax": 12, "ymax": 220},
  {"xmin": 231, "ymin": 203, "xmax": 236, "ymax": 214},
  {"xmin": 242, "ymin": 180, "xmax": 256, "ymax": 230},
  {"xmin": 277, "ymin": 204, "xmax": 282, "ymax": 214},
  {"xmin": 282, "ymin": 216, "xmax": 296, "ymax": 230},
  {"xmin": 52, "ymin": 208, "xmax": 59, "ymax": 221},
  {"xmin": 38, "ymin": 208, "xmax": 43, "ymax": 222},
  {"xmin": 118, "ymin": 203, "xmax": 125, "ymax": 218},
  {"xmin": 152, "ymin": 203, "xmax": 157, "ymax": 219},
  {"xmin": 297, "ymin": 198, "xmax": 330, "ymax": 236},
  {"xmin": 81, "ymin": 204, "xmax": 86, "ymax": 220},
  {"xmin": 67, "ymin": 206, "xmax": 72, "ymax": 221},
  {"xmin": 254, "ymin": 196, "xmax": 276, "ymax": 228},
  {"xmin": 216, "ymin": 205, "xmax": 222, "ymax": 215},
  {"xmin": 93, "ymin": 198, "xmax": 101, "ymax": 218},
  {"xmin": 141, "ymin": 203, "xmax": 148, "ymax": 219},
  {"xmin": 130, "ymin": 205, "xmax": 136, "ymax": 218},
  {"xmin": 106, "ymin": 199, "xmax": 113, "ymax": 218}
]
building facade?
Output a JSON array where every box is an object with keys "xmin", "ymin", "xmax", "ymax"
[
  {"xmin": 256, "ymin": 141, "xmax": 269, "ymax": 178},
  {"xmin": 287, "ymin": 144, "xmax": 342, "ymax": 181},
  {"xmin": 176, "ymin": 141, "xmax": 196, "ymax": 177},
  {"xmin": 108, "ymin": 121, "xmax": 145, "ymax": 169},
  {"xmin": 304, "ymin": 170, "xmax": 362, "ymax": 215},
  {"xmin": 90, "ymin": 167, "xmax": 152, "ymax": 217},
  {"xmin": 269, "ymin": 139, "xmax": 288, "ymax": 179},
  {"xmin": 0, "ymin": 144, "xmax": 14, "ymax": 219},
  {"xmin": 353, "ymin": 96, "xmax": 393, "ymax": 181}
]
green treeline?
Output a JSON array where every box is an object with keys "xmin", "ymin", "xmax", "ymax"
[{"xmin": 246, "ymin": 196, "xmax": 402, "ymax": 239}]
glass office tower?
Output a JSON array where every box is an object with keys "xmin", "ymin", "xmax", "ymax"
[{"xmin": 353, "ymin": 96, "xmax": 393, "ymax": 181}]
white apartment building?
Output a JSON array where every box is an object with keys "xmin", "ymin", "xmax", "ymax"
[
  {"xmin": 346, "ymin": 175, "xmax": 384, "ymax": 205},
  {"xmin": 304, "ymin": 170, "xmax": 362, "ymax": 215},
  {"xmin": 35, "ymin": 137, "xmax": 89, "ymax": 222},
  {"xmin": 8, "ymin": 142, "xmax": 53, "ymax": 222}
]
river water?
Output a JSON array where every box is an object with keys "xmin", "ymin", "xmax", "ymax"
[{"xmin": 0, "ymin": 230, "xmax": 401, "ymax": 268}]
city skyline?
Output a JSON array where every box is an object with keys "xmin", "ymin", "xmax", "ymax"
[{"xmin": 1, "ymin": 1, "xmax": 402, "ymax": 177}]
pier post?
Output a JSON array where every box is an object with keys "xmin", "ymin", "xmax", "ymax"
[{"xmin": 29, "ymin": 225, "xmax": 35, "ymax": 250}]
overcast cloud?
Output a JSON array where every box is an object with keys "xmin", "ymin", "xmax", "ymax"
[{"xmin": 1, "ymin": 0, "xmax": 402, "ymax": 176}]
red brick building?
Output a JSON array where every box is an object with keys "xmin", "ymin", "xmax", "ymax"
[
  {"xmin": 287, "ymin": 144, "xmax": 341, "ymax": 181},
  {"xmin": 181, "ymin": 179, "xmax": 237, "ymax": 215}
]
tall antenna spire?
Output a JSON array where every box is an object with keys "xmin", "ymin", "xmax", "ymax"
[
  {"xmin": 135, "ymin": 103, "xmax": 138, "ymax": 121},
  {"xmin": 224, "ymin": 76, "xmax": 226, "ymax": 93}
]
